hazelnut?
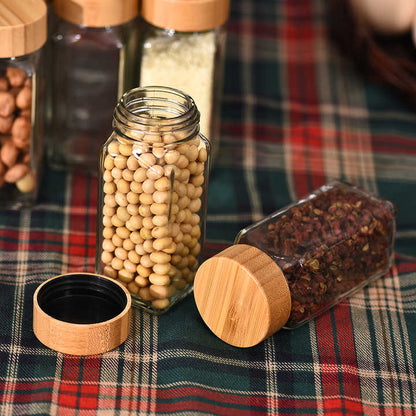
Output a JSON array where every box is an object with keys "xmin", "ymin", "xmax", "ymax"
[
  {"xmin": 0, "ymin": 139, "xmax": 19, "ymax": 167},
  {"xmin": 0, "ymin": 92, "xmax": 16, "ymax": 117},
  {"xmin": 16, "ymin": 87, "xmax": 32, "ymax": 110},
  {"xmin": 0, "ymin": 115, "xmax": 13, "ymax": 134},
  {"xmin": 6, "ymin": 67, "xmax": 26, "ymax": 88},
  {"xmin": 11, "ymin": 117, "xmax": 31, "ymax": 142},
  {"xmin": 4, "ymin": 163, "xmax": 29, "ymax": 183},
  {"xmin": 0, "ymin": 77, "xmax": 9, "ymax": 91}
]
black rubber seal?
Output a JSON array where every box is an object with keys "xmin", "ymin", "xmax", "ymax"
[{"xmin": 37, "ymin": 274, "xmax": 128, "ymax": 324}]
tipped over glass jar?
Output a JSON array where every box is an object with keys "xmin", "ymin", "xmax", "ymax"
[
  {"xmin": 194, "ymin": 182, "xmax": 397, "ymax": 347},
  {"xmin": 96, "ymin": 86, "xmax": 210, "ymax": 313}
]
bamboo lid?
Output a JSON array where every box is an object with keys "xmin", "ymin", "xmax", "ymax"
[
  {"xmin": 194, "ymin": 244, "xmax": 291, "ymax": 348},
  {"xmin": 0, "ymin": 0, "xmax": 47, "ymax": 58},
  {"xmin": 33, "ymin": 273, "xmax": 131, "ymax": 355},
  {"xmin": 142, "ymin": 0, "xmax": 230, "ymax": 32},
  {"xmin": 53, "ymin": 0, "xmax": 139, "ymax": 27}
]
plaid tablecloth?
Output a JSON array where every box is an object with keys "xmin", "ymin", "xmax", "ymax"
[{"xmin": 1, "ymin": 0, "xmax": 416, "ymax": 415}]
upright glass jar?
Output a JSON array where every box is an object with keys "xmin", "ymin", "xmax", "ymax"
[
  {"xmin": 194, "ymin": 182, "xmax": 397, "ymax": 347},
  {"xmin": 96, "ymin": 86, "xmax": 211, "ymax": 314},
  {"xmin": 0, "ymin": 0, "xmax": 47, "ymax": 208},
  {"xmin": 138, "ymin": 0, "xmax": 229, "ymax": 160},
  {"xmin": 43, "ymin": 0, "xmax": 56, "ymax": 34},
  {"xmin": 48, "ymin": 0, "xmax": 139, "ymax": 173},
  {"xmin": 43, "ymin": 0, "xmax": 56, "ymax": 136}
]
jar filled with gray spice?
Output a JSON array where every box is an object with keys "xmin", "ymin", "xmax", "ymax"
[{"xmin": 138, "ymin": 0, "xmax": 229, "ymax": 160}]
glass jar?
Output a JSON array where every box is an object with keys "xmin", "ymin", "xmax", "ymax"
[
  {"xmin": 43, "ymin": 0, "xmax": 56, "ymax": 137},
  {"xmin": 43, "ymin": 0, "xmax": 56, "ymax": 34},
  {"xmin": 0, "ymin": 0, "xmax": 47, "ymax": 208},
  {"xmin": 96, "ymin": 86, "xmax": 211, "ymax": 314},
  {"xmin": 48, "ymin": 0, "xmax": 139, "ymax": 173},
  {"xmin": 138, "ymin": 0, "xmax": 229, "ymax": 160},
  {"xmin": 194, "ymin": 182, "xmax": 396, "ymax": 347}
]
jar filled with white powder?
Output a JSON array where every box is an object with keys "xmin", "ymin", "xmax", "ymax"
[{"xmin": 138, "ymin": 0, "xmax": 230, "ymax": 160}]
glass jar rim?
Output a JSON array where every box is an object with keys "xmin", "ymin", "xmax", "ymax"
[{"xmin": 113, "ymin": 86, "xmax": 200, "ymax": 141}]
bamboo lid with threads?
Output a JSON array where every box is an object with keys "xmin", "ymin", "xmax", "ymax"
[{"xmin": 33, "ymin": 273, "xmax": 131, "ymax": 355}]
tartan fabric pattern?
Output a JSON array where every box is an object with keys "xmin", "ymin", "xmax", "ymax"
[{"xmin": 1, "ymin": 0, "xmax": 416, "ymax": 414}]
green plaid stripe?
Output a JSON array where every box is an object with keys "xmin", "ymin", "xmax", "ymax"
[{"xmin": 1, "ymin": 0, "xmax": 416, "ymax": 414}]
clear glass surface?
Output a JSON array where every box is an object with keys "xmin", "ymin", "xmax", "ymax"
[
  {"xmin": 138, "ymin": 21, "xmax": 225, "ymax": 160},
  {"xmin": 0, "ymin": 51, "xmax": 44, "ymax": 208},
  {"xmin": 49, "ymin": 19, "xmax": 139, "ymax": 173},
  {"xmin": 96, "ymin": 86, "xmax": 211, "ymax": 313},
  {"xmin": 236, "ymin": 182, "xmax": 397, "ymax": 328}
]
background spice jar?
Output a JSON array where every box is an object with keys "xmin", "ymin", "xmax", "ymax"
[
  {"xmin": 96, "ymin": 86, "xmax": 210, "ymax": 314},
  {"xmin": 48, "ymin": 0, "xmax": 139, "ymax": 173},
  {"xmin": 42, "ymin": 0, "xmax": 57, "ymax": 135},
  {"xmin": 0, "ymin": 0, "xmax": 47, "ymax": 208},
  {"xmin": 194, "ymin": 182, "xmax": 397, "ymax": 347},
  {"xmin": 138, "ymin": 0, "xmax": 229, "ymax": 160}
]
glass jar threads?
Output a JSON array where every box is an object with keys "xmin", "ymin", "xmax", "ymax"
[
  {"xmin": 194, "ymin": 182, "xmax": 396, "ymax": 347},
  {"xmin": 0, "ymin": 0, "xmax": 47, "ymax": 208},
  {"xmin": 138, "ymin": 0, "xmax": 229, "ymax": 160},
  {"xmin": 48, "ymin": 0, "xmax": 139, "ymax": 173},
  {"xmin": 96, "ymin": 86, "xmax": 210, "ymax": 313}
]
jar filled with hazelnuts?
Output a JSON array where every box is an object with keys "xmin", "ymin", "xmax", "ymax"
[
  {"xmin": 0, "ymin": 0, "xmax": 47, "ymax": 208},
  {"xmin": 96, "ymin": 86, "xmax": 211, "ymax": 313}
]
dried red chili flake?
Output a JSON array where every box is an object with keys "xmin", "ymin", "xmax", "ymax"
[{"xmin": 239, "ymin": 182, "xmax": 396, "ymax": 327}]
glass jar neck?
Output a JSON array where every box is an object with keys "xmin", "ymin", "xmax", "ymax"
[
  {"xmin": 144, "ymin": 20, "xmax": 218, "ymax": 36},
  {"xmin": 113, "ymin": 86, "xmax": 200, "ymax": 143}
]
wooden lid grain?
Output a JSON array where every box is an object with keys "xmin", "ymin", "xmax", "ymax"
[
  {"xmin": 194, "ymin": 244, "xmax": 291, "ymax": 348},
  {"xmin": 0, "ymin": 0, "xmax": 47, "ymax": 58},
  {"xmin": 53, "ymin": 0, "xmax": 138, "ymax": 27},
  {"xmin": 142, "ymin": 0, "xmax": 230, "ymax": 32},
  {"xmin": 33, "ymin": 273, "xmax": 131, "ymax": 355}
]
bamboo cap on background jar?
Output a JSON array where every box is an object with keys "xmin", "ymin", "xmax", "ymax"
[
  {"xmin": 53, "ymin": 0, "xmax": 139, "ymax": 27},
  {"xmin": 142, "ymin": 0, "xmax": 230, "ymax": 32},
  {"xmin": 33, "ymin": 273, "xmax": 131, "ymax": 355},
  {"xmin": 0, "ymin": 0, "xmax": 47, "ymax": 58},
  {"xmin": 194, "ymin": 244, "xmax": 292, "ymax": 348}
]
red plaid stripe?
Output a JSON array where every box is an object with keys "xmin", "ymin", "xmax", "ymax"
[{"xmin": 0, "ymin": 0, "xmax": 415, "ymax": 414}]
